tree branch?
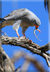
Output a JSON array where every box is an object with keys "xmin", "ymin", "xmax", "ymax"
[
  {"xmin": 0, "ymin": 47, "xmax": 15, "ymax": 72},
  {"xmin": 1, "ymin": 35, "xmax": 50, "ymax": 67},
  {"xmin": 38, "ymin": 42, "xmax": 50, "ymax": 52},
  {"xmin": 12, "ymin": 51, "xmax": 47, "ymax": 72}
]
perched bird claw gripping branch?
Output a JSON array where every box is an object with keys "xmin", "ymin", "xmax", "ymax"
[{"xmin": 0, "ymin": 8, "xmax": 41, "ymax": 41}]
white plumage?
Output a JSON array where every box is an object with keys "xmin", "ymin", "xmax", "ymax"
[{"xmin": 13, "ymin": 20, "xmax": 22, "ymax": 31}]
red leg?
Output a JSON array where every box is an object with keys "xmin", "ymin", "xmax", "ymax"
[
  {"xmin": 16, "ymin": 31, "xmax": 20, "ymax": 38},
  {"xmin": 23, "ymin": 34, "xmax": 25, "ymax": 37},
  {"xmin": 22, "ymin": 34, "xmax": 26, "ymax": 38}
]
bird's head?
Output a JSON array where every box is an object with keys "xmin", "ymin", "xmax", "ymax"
[{"xmin": 34, "ymin": 18, "xmax": 41, "ymax": 32}]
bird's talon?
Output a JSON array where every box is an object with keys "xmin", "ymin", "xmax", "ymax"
[
  {"xmin": 18, "ymin": 36, "xmax": 20, "ymax": 38},
  {"xmin": 23, "ymin": 36, "xmax": 26, "ymax": 39},
  {"xmin": 25, "ymin": 36, "xmax": 26, "ymax": 39},
  {"xmin": 29, "ymin": 40, "xmax": 32, "ymax": 44},
  {"xmin": 22, "ymin": 35, "xmax": 26, "ymax": 38},
  {"xmin": 18, "ymin": 36, "xmax": 20, "ymax": 39},
  {"xmin": 27, "ymin": 37, "xmax": 30, "ymax": 40}
]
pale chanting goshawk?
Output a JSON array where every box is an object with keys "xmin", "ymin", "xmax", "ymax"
[{"xmin": 0, "ymin": 8, "xmax": 41, "ymax": 41}]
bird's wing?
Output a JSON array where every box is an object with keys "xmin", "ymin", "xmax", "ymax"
[
  {"xmin": 4, "ymin": 8, "xmax": 39, "ymax": 25},
  {"xmin": 23, "ymin": 10, "xmax": 37, "ymax": 22},
  {"xmin": 13, "ymin": 20, "xmax": 22, "ymax": 31},
  {"xmin": 4, "ymin": 8, "xmax": 28, "ymax": 20},
  {"xmin": 24, "ymin": 10, "xmax": 41, "ymax": 26},
  {"xmin": 4, "ymin": 8, "xmax": 36, "ymax": 22}
]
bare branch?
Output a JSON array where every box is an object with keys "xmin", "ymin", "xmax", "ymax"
[
  {"xmin": 21, "ymin": 60, "xmax": 30, "ymax": 72},
  {"xmin": 1, "ymin": 47, "xmax": 15, "ymax": 72},
  {"xmin": 1, "ymin": 35, "xmax": 50, "ymax": 67},
  {"xmin": 11, "ymin": 51, "xmax": 47, "ymax": 72},
  {"xmin": 38, "ymin": 42, "xmax": 50, "ymax": 52},
  {"xmin": 45, "ymin": 55, "xmax": 50, "ymax": 67}
]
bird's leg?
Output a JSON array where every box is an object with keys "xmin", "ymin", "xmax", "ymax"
[
  {"xmin": 22, "ymin": 33, "xmax": 26, "ymax": 38},
  {"xmin": 23, "ymin": 34, "xmax": 25, "ymax": 37},
  {"xmin": 22, "ymin": 27, "xmax": 28, "ymax": 38},
  {"xmin": 16, "ymin": 31, "xmax": 20, "ymax": 38}
]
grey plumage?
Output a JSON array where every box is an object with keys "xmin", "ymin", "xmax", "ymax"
[
  {"xmin": 4, "ymin": 8, "xmax": 41, "ymax": 25},
  {"xmin": 0, "ymin": 8, "xmax": 41, "ymax": 40}
]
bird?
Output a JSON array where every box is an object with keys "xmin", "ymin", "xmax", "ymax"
[{"xmin": 0, "ymin": 8, "xmax": 41, "ymax": 41}]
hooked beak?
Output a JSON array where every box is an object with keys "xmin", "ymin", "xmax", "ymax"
[
  {"xmin": 35, "ymin": 24, "xmax": 41, "ymax": 32},
  {"xmin": 35, "ymin": 24, "xmax": 39, "ymax": 29}
]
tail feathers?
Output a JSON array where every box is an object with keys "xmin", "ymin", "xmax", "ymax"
[{"xmin": 0, "ymin": 18, "xmax": 5, "ymax": 22}]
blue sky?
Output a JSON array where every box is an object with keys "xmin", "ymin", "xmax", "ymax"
[{"xmin": 2, "ymin": 0, "xmax": 49, "ymax": 71}]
